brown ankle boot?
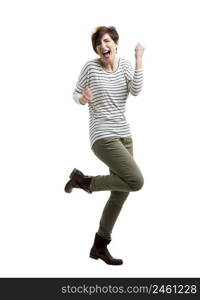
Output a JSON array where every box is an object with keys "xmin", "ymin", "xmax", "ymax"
[
  {"xmin": 89, "ymin": 233, "xmax": 123, "ymax": 265},
  {"xmin": 64, "ymin": 168, "xmax": 93, "ymax": 194}
]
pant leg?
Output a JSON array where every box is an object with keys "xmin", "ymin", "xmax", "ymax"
[
  {"xmin": 96, "ymin": 137, "xmax": 139, "ymax": 240},
  {"xmin": 90, "ymin": 137, "xmax": 144, "ymax": 192}
]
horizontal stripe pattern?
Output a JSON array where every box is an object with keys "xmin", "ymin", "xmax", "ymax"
[{"xmin": 73, "ymin": 57, "xmax": 143, "ymax": 148}]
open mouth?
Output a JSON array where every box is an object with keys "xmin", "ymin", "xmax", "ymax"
[{"xmin": 102, "ymin": 50, "xmax": 111, "ymax": 58}]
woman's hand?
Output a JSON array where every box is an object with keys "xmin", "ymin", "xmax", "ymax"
[
  {"xmin": 135, "ymin": 43, "xmax": 145, "ymax": 60},
  {"xmin": 80, "ymin": 87, "xmax": 93, "ymax": 104},
  {"xmin": 135, "ymin": 43, "xmax": 145, "ymax": 70}
]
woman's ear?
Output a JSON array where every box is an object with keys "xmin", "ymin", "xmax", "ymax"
[{"xmin": 116, "ymin": 41, "xmax": 119, "ymax": 53}]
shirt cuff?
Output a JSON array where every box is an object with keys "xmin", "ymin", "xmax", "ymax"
[{"xmin": 73, "ymin": 92, "xmax": 84, "ymax": 105}]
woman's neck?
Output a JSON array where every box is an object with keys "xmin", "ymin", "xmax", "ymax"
[{"xmin": 99, "ymin": 56, "xmax": 119, "ymax": 72}]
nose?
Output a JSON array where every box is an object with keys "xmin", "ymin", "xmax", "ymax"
[{"xmin": 100, "ymin": 41, "xmax": 107, "ymax": 49}]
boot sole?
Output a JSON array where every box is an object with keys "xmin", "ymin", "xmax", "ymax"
[{"xmin": 89, "ymin": 254, "xmax": 123, "ymax": 265}]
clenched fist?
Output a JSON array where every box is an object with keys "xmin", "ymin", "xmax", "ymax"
[
  {"xmin": 80, "ymin": 87, "xmax": 93, "ymax": 105},
  {"xmin": 135, "ymin": 43, "xmax": 145, "ymax": 60}
]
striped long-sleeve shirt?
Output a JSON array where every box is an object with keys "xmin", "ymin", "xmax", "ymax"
[{"xmin": 73, "ymin": 57, "xmax": 143, "ymax": 148}]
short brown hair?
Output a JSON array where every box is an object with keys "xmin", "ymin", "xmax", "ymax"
[{"xmin": 91, "ymin": 26, "xmax": 119, "ymax": 53}]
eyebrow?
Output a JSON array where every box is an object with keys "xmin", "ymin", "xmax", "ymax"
[{"xmin": 97, "ymin": 37, "xmax": 111, "ymax": 46}]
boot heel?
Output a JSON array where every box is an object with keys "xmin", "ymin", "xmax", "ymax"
[
  {"xmin": 90, "ymin": 254, "xmax": 98, "ymax": 260},
  {"xmin": 82, "ymin": 187, "xmax": 92, "ymax": 194},
  {"xmin": 69, "ymin": 168, "xmax": 78, "ymax": 179}
]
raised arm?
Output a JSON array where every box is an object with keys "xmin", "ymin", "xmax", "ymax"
[{"xmin": 125, "ymin": 43, "xmax": 145, "ymax": 96}]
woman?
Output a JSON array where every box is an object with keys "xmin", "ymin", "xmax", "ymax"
[{"xmin": 65, "ymin": 26, "xmax": 145, "ymax": 265}]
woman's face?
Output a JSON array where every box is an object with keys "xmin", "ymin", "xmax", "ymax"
[{"xmin": 96, "ymin": 33, "xmax": 118, "ymax": 62}]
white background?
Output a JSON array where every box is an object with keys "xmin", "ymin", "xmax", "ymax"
[{"xmin": 0, "ymin": 0, "xmax": 200, "ymax": 277}]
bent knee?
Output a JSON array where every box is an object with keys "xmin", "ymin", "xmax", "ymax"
[{"xmin": 129, "ymin": 175, "xmax": 144, "ymax": 191}]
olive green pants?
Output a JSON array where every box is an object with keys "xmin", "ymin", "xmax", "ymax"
[{"xmin": 90, "ymin": 137, "xmax": 144, "ymax": 240}]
